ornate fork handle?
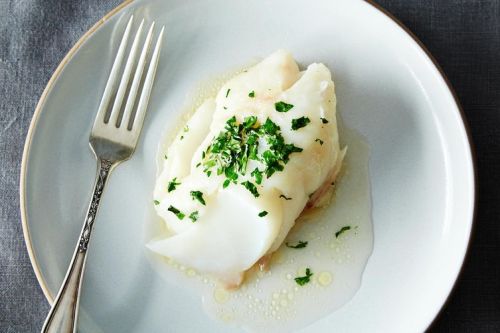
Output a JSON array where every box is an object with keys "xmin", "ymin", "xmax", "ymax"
[
  {"xmin": 41, "ymin": 159, "xmax": 113, "ymax": 333},
  {"xmin": 79, "ymin": 159, "xmax": 112, "ymax": 252}
]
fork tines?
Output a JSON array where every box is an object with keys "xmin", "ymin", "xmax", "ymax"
[{"xmin": 93, "ymin": 16, "xmax": 164, "ymax": 138}]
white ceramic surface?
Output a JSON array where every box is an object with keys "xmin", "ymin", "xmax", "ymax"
[{"xmin": 21, "ymin": 0, "xmax": 475, "ymax": 332}]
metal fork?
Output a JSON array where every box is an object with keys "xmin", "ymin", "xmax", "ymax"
[{"xmin": 41, "ymin": 16, "xmax": 164, "ymax": 333}]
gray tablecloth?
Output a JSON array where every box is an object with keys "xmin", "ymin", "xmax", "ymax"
[{"xmin": 1, "ymin": 1, "xmax": 499, "ymax": 332}]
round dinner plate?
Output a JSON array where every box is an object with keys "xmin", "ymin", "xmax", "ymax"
[{"xmin": 21, "ymin": 0, "xmax": 475, "ymax": 332}]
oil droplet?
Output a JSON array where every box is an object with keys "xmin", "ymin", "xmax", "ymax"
[
  {"xmin": 214, "ymin": 288, "xmax": 230, "ymax": 304},
  {"xmin": 221, "ymin": 312, "xmax": 233, "ymax": 322},
  {"xmin": 318, "ymin": 272, "xmax": 333, "ymax": 286},
  {"xmin": 280, "ymin": 299, "xmax": 288, "ymax": 307}
]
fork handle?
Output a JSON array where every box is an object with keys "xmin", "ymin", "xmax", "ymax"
[{"xmin": 41, "ymin": 159, "xmax": 113, "ymax": 333}]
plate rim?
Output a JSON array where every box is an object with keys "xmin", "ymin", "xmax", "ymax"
[
  {"xmin": 19, "ymin": 0, "xmax": 134, "ymax": 303},
  {"xmin": 19, "ymin": 0, "xmax": 477, "ymax": 330}
]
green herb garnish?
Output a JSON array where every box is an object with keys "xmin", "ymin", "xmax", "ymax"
[
  {"xmin": 335, "ymin": 226, "xmax": 351, "ymax": 238},
  {"xmin": 189, "ymin": 211, "xmax": 199, "ymax": 222},
  {"xmin": 190, "ymin": 191, "xmax": 206, "ymax": 205},
  {"xmin": 294, "ymin": 268, "xmax": 313, "ymax": 286},
  {"xmin": 167, "ymin": 177, "xmax": 181, "ymax": 192},
  {"xmin": 225, "ymin": 88, "xmax": 231, "ymax": 98},
  {"xmin": 202, "ymin": 116, "xmax": 303, "ymax": 186},
  {"xmin": 241, "ymin": 181, "xmax": 259, "ymax": 197},
  {"xmin": 320, "ymin": 117, "xmax": 329, "ymax": 124},
  {"xmin": 275, "ymin": 101, "xmax": 294, "ymax": 112},
  {"xmin": 258, "ymin": 210, "xmax": 268, "ymax": 217},
  {"xmin": 164, "ymin": 154, "xmax": 168, "ymax": 160},
  {"xmin": 249, "ymin": 90, "xmax": 255, "ymax": 98},
  {"xmin": 167, "ymin": 205, "xmax": 185, "ymax": 220},
  {"xmin": 286, "ymin": 241, "xmax": 308, "ymax": 249},
  {"xmin": 279, "ymin": 194, "xmax": 292, "ymax": 200},
  {"xmin": 261, "ymin": 118, "xmax": 280, "ymax": 135},
  {"xmin": 243, "ymin": 116, "xmax": 258, "ymax": 129},
  {"xmin": 153, "ymin": 200, "xmax": 160, "ymax": 206},
  {"xmin": 183, "ymin": 125, "xmax": 189, "ymax": 132},
  {"xmin": 251, "ymin": 168, "xmax": 263, "ymax": 185},
  {"xmin": 291, "ymin": 116, "xmax": 311, "ymax": 130},
  {"xmin": 315, "ymin": 138, "xmax": 324, "ymax": 145}
]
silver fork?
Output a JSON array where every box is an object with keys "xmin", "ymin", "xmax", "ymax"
[{"xmin": 41, "ymin": 16, "xmax": 164, "ymax": 333}]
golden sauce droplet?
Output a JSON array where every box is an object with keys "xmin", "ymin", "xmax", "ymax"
[
  {"xmin": 318, "ymin": 272, "xmax": 333, "ymax": 286},
  {"xmin": 214, "ymin": 287, "xmax": 230, "ymax": 304}
]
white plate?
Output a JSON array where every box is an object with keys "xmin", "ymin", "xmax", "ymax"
[{"xmin": 21, "ymin": 0, "xmax": 475, "ymax": 332}]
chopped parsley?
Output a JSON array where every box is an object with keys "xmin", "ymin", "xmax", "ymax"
[
  {"xmin": 258, "ymin": 210, "xmax": 268, "ymax": 217},
  {"xmin": 164, "ymin": 154, "xmax": 168, "ymax": 160},
  {"xmin": 279, "ymin": 194, "xmax": 292, "ymax": 200},
  {"xmin": 291, "ymin": 116, "xmax": 311, "ymax": 130},
  {"xmin": 241, "ymin": 181, "xmax": 260, "ymax": 197},
  {"xmin": 261, "ymin": 117, "xmax": 279, "ymax": 134},
  {"xmin": 320, "ymin": 117, "xmax": 329, "ymax": 124},
  {"xmin": 294, "ymin": 268, "xmax": 313, "ymax": 286},
  {"xmin": 196, "ymin": 162, "xmax": 201, "ymax": 168},
  {"xmin": 248, "ymin": 90, "xmax": 255, "ymax": 98},
  {"xmin": 335, "ymin": 226, "xmax": 351, "ymax": 238},
  {"xmin": 153, "ymin": 200, "xmax": 160, "ymax": 206},
  {"xmin": 180, "ymin": 135, "xmax": 184, "ymax": 140},
  {"xmin": 189, "ymin": 211, "xmax": 199, "ymax": 222},
  {"xmin": 201, "ymin": 116, "xmax": 303, "ymax": 187},
  {"xmin": 167, "ymin": 205, "xmax": 185, "ymax": 220},
  {"xmin": 315, "ymin": 138, "xmax": 324, "ymax": 145},
  {"xmin": 183, "ymin": 125, "xmax": 189, "ymax": 132},
  {"xmin": 167, "ymin": 177, "xmax": 181, "ymax": 192},
  {"xmin": 225, "ymin": 88, "xmax": 231, "ymax": 98},
  {"xmin": 251, "ymin": 168, "xmax": 263, "ymax": 185},
  {"xmin": 286, "ymin": 241, "xmax": 308, "ymax": 249},
  {"xmin": 223, "ymin": 106, "xmax": 227, "ymax": 110},
  {"xmin": 190, "ymin": 191, "xmax": 206, "ymax": 205},
  {"xmin": 243, "ymin": 116, "xmax": 257, "ymax": 129},
  {"xmin": 275, "ymin": 101, "xmax": 294, "ymax": 112}
]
